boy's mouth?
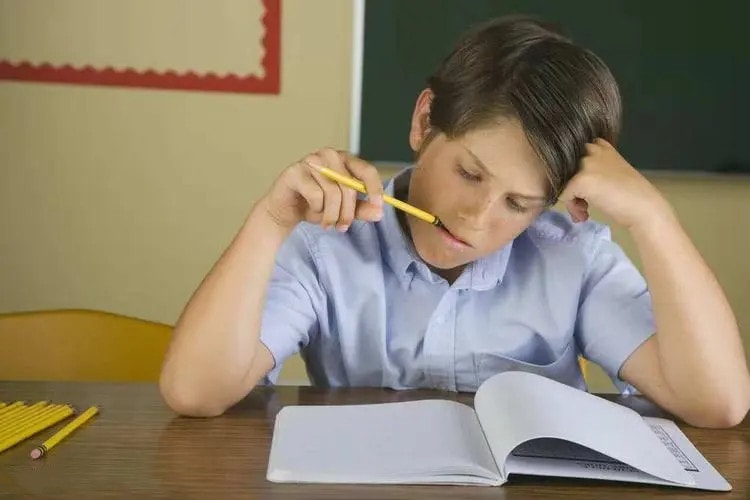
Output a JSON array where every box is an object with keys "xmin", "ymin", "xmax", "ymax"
[{"xmin": 438, "ymin": 222, "xmax": 472, "ymax": 248}]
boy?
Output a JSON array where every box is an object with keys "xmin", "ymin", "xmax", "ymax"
[{"xmin": 159, "ymin": 16, "xmax": 750, "ymax": 427}]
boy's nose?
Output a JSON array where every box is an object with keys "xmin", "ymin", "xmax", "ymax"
[{"xmin": 457, "ymin": 196, "xmax": 495, "ymax": 229}]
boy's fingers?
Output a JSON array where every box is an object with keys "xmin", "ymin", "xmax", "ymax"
[
  {"xmin": 565, "ymin": 198, "xmax": 589, "ymax": 223},
  {"xmin": 308, "ymin": 167, "xmax": 343, "ymax": 229},
  {"xmin": 342, "ymin": 153, "xmax": 384, "ymax": 208},
  {"xmin": 355, "ymin": 200, "xmax": 385, "ymax": 222},
  {"xmin": 337, "ymin": 188, "xmax": 357, "ymax": 230}
]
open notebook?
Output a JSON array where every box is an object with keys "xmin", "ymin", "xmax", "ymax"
[{"xmin": 266, "ymin": 371, "xmax": 731, "ymax": 491}]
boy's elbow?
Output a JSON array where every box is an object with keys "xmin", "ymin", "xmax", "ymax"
[
  {"xmin": 705, "ymin": 398, "xmax": 748, "ymax": 429},
  {"xmin": 721, "ymin": 383, "xmax": 750, "ymax": 427},
  {"xmin": 684, "ymin": 389, "xmax": 750, "ymax": 429},
  {"xmin": 712, "ymin": 376, "xmax": 750, "ymax": 428},
  {"xmin": 159, "ymin": 372, "xmax": 228, "ymax": 418}
]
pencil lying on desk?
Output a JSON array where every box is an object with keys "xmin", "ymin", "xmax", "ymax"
[
  {"xmin": 0, "ymin": 401, "xmax": 27, "ymax": 423},
  {"xmin": 0, "ymin": 404, "xmax": 74, "ymax": 454},
  {"xmin": 0, "ymin": 406, "xmax": 26, "ymax": 428},
  {"xmin": 0, "ymin": 402, "xmax": 51, "ymax": 438},
  {"xmin": 30, "ymin": 406, "xmax": 99, "ymax": 459},
  {"xmin": 308, "ymin": 163, "xmax": 443, "ymax": 227},
  {"xmin": 0, "ymin": 404, "xmax": 71, "ymax": 442}
]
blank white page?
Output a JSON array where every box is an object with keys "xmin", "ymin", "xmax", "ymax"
[
  {"xmin": 267, "ymin": 399, "xmax": 500, "ymax": 485},
  {"xmin": 474, "ymin": 371, "xmax": 694, "ymax": 486}
]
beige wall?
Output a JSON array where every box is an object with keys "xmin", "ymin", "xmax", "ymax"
[
  {"xmin": 0, "ymin": 0, "xmax": 354, "ymax": 325},
  {"xmin": 1, "ymin": 1, "xmax": 747, "ymax": 391}
]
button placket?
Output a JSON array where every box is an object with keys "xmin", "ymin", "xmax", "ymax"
[{"xmin": 423, "ymin": 291, "xmax": 458, "ymax": 391}]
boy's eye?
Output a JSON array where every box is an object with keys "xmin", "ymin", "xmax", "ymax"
[
  {"xmin": 457, "ymin": 166, "xmax": 482, "ymax": 183},
  {"xmin": 506, "ymin": 197, "xmax": 529, "ymax": 213}
]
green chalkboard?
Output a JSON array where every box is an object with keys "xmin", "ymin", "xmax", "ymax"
[{"xmin": 359, "ymin": 0, "xmax": 749, "ymax": 174}]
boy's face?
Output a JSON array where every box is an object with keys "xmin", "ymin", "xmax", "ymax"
[{"xmin": 406, "ymin": 94, "xmax": 549, "ymax": 274}]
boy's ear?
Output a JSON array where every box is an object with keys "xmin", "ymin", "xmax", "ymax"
[{"xmin": 409, "ymin": 89, "xmax": 434, "ymax": 152}]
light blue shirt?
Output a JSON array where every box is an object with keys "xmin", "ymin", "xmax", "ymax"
[{"xmin": 259, "ymin": 167, "xmax": 655, "ymax": 393}]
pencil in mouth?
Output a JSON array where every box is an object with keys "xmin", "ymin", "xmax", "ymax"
[{"xmin": 438, "ymin": 221, "xmax": 472, "ymax": 248}]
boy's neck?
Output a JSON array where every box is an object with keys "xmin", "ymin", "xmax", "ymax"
[{"xmin": 393, "ymin": 171, "xmax": 466, "ymax": 285}]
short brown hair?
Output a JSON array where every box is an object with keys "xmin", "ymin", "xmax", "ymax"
[{"xmin": 426, "ymin": 15, "xmax": 621, "ymax": 202}]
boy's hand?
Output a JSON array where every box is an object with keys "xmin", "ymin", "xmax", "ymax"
[
  {"xmin": 262, "ymin": 148, "xmax": 384, "ymax": 232},
  {"xmin": 559, "ymin": 139, "xmax": 671, "ymax": 231}
]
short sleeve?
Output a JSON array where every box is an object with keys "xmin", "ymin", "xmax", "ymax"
[
  {"xmin": 258, "ymin": 225, "xmax": 324, "ymax": 384},
  {"xmin": 575, "ymin": 226, "xmax": 656, "ymax": 393}
]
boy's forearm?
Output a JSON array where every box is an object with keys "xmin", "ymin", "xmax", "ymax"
[
  {"xmin": 159, "ymin": 198, "xmax": 291, "ymax": 415},
  {"xmin": 630, "ymin": 207, "xmax": 750, "ymax": 416}
]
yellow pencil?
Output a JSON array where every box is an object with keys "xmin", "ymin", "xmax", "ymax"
[
  {"xmin": 0, "ymin": 401, "xmax": 49, "ymax": 422},
  {"xmin": 0, "ymin": 402, "xmax": 52, "ymax": 438},
  {"xmin": 0, "ymin": 402, "xmax": 32, "ymax": 426},
  {"xmin": 0, "ymin": 404, "xmax": 68, "ymax": 442},
  {"xmin": 0, "ymin": 401, "xmax": 25, "ymax": 420},
  {"xmin": 0, "ymin": 405, "xmax": 70, "ymax": 443},
  {"xmin": 0, "ymin": 405, "xmax": 74, "ymax": 454},
  {"xmin": 310, "ymin": 164, "xmax": 442, "ymax": 227},
  {"xmin": 30, "ymin": 406, "xmax": 99, "ymax": 459}
]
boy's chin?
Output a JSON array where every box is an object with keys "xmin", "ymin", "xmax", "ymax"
[{"xmin": 414, "ymin": 247, "xmax": 473, "ymax": 271}]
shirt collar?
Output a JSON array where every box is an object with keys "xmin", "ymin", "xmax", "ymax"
[
  {"xmin": 457, "ymin": 239, "xmax": 513, "ymax": 291},
  {"xmin": 377, "ymin": 168, "xmax": 420, "ymax": 287},
  {"xmin": 377, "ymin": 167, "xmax": 513, "ymax": 291}
]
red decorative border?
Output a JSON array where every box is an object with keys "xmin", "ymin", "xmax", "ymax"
[{"xmin": 0, "ymin": 0, "xmax": 280, "ymax": 94}]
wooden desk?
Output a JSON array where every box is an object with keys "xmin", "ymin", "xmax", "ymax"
[{"xmin": 1, "ymin": 382, "xmax": 748, "ymax": 498}]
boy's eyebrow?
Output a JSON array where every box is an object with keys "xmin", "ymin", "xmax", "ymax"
[
  {"xmin": 463, "ymin": 146, "xmax": 494, "ymax": 178},
  {"xmin": 462, "ymin": 145, "xmax": 548, "ymax": 201},
  {"xmin": 513, "ymin": 193, "xmax": 549, "ymax": 202}
]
